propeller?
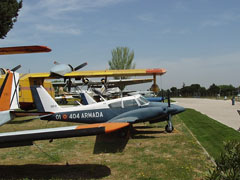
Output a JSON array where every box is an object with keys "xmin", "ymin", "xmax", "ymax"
[
  {"xmin": 165, "ymin": 90, "xmax": 174, "ymax": 133},
  {"xmin": 74, "ymin": 62, "xmax": 87, "ymax": 71},
  {"xmin": 64, "ymin": 62, "xmax": 88, "ymax": 92},
  {"xmin": 167, "ymin": 90, "xmax": 171, "ymax": 107},
  {"xmin": 11, "ymin": 65, "xmax": 21, "ymax": 72}
]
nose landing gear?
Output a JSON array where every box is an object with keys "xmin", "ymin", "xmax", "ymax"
[{"xmin": 165, "ymin": 114, "xmax": 174, "ymax": 133}]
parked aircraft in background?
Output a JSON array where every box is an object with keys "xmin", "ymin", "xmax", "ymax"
[
  {"xmin": 12, "ymin": 60, "xmax": 166, "ymax": 110},
  {"xmin": 0, "ymin": 68, "xmax": 20, "ymax": 126},
  {"xmin": 0, "ymin": 46, "xmax": 129, "ymax": 148},
  {"xmin": 31, "ymin": 85, "xmax": 184, "ymax": 133},
  {"xmin": 0, "ymin": 45, "xmax": 51, "ymax": 125},
  {"xmin": 53, "ymin": 78, "xmax": 154, "ymax": 103}
]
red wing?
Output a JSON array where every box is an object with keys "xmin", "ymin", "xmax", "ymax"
[{"xmin": 0, "ymin": 46, "xmax": 51, "ymax": 55}]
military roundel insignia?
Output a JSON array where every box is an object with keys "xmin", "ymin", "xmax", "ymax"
[{"xmin": 62, "ymin": 114, "xmax": 68, "ymax": 120}]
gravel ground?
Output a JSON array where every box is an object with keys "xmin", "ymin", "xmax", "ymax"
[{"xmin": 173, "ymin": 98, "xmax": 240, "ymax": 131}]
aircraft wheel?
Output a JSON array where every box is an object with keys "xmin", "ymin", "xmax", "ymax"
[{"xmin": 165, "ymin": 124, "xmax": 174, "ymax": 133}]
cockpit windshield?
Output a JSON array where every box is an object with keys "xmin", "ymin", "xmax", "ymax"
[{"xmin": 137, "ymin": 96, "xmax": 149, "ymax": 106}]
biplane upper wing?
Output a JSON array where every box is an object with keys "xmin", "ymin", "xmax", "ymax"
[
  {"xmin": 27, "ymin": 68, "xmax": 166, "ymax": 79},
  {"xmin": 64, "ymin": 68, "xmax": 166, "ymax": 78},
  {"xmin": 0, "ymin": 122, "xmax": 129, "ymax": 148},
  {"xmin": 0, "ymin": 45, "xmax": 51, "ymax": 55}
]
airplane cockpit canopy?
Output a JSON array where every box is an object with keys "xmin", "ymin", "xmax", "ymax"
[
  {"xmin": 108, "ymin": 95, "xmax": 149, "ymax": 108},
  {"xmin": 136, "ymin": 96, "xmax": 149, "ymax": 106}
]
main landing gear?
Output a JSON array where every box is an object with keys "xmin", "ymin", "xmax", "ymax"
[{"xmin": 165, "ymin": 114, "xmax": 174, "ymax": 133}]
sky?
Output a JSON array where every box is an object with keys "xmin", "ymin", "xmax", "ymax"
[{"xmin": 1, "ymin": 0, "xmax": 240, "ymax": 90}]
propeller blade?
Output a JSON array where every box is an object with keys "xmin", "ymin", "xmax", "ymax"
[
  {"xmin": 67, "ymin": 79, "xmax": 72, "ymax": 92},
  {"xmin": 74, "ymin": 62, "xmax": 88, "ymax": 71},
  {"xmin": 161, "ymin": 90, "xmax": 164, "ymax": 102},
  {"xmin": 11, "ymin": 65, "xmax": 21, "ymax": 72},
  {"xmin": 167, "ymin": 91, "xmax": 170, "ymax": 107}
]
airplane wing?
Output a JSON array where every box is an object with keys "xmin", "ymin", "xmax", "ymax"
[
  {"xmin": 26, "ymin": 68, "xmax": 166, "ymax": 79},
  {"xmin": 109, "ymin": 117, "xmax": 139, "ymax": 123},
  {"xmin": 52, "ymin": 78, "xmax": 153, "ymax": 88},
  {"xmin": 0, "ymin": 45, "xmax": 51, "ymax": 55},
  {"xmin": 0, "ymin": 122, "xmax": 129, "ymax": 148},
  {"xmin": 64, "ymin": 69, "xmax": 166, "ymax": 78}
]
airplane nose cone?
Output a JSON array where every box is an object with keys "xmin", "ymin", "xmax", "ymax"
[
  {"xmin": 170, "ymin": 104, "xmax": 185, "ymax": 114},
  {"xmin": 177, "ymin": 105, "xmax": 185, "ymax": 113}
]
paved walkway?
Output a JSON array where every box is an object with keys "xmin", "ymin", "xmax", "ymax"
[{"xmin": 173, "ymin": 98, "xmax": 240, "ymax": 130}]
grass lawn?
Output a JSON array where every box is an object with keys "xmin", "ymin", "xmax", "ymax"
[
  {"xmin": 0, "ymin": 112, "xmax": 214, "ymax": 180},
  {"xmin": 179, "ymin": 108, "xmax": 240, "ymax": 160}
]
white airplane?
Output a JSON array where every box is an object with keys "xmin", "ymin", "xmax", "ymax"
[{"xmin": 29, "ymin": 85, "xmax": 184, "ymax": 133}]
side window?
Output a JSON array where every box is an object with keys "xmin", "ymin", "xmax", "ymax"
[
  {"xmin": 109, "ymin": 101, "xmax": 122, "ymax": 108},
  {"xmin": 123, "ymin": 99, "xmax": 138, "ymax": 107}
]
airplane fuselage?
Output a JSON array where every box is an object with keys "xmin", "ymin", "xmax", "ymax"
[{"xmin": 42, "ymin": 100, "xmax": 184, "ymax": 124}]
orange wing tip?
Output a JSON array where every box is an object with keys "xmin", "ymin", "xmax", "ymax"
[
  {"xmin": 104, "ymin": 123, "xmax": 130, "ymax": 133},
  {"xmin": 0, "ymin": 45, "xmax": 51, "ymax": 55},
  {"xmin": 75, "ymin": 123, "xmax": 130, "ymax": 133},
  {"xmin": 146, "ymin": 68, "xmax": 167, "ymax": 74}
]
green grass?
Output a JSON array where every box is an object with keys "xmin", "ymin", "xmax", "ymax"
[
  {"xmin": 2, "ymin": 108, "xmax": 239, "ymax": 179},
  {"xmin": 179, "ymin": 108, "xmax": 240, "ymax": 159},
  {"xmin": 0, "ymin": 113, "xmax": 214, "ymax": 180}
]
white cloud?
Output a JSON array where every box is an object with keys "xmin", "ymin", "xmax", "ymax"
[
  {"xmin": 35, "ymin": 24, "xmax": 81, "ymax": 35},
  {"xmin": 33, "ymin": 0, "xmax": 128, "ymax": 18}
]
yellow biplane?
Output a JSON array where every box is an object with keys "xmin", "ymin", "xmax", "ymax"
[{"xmin": 0, "ymin": 46, "xmax": 166, "ymax": 110}]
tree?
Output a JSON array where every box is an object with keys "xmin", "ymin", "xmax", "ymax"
[
  {"xmin": 0, "ymin": 0, "xmax": 22, "ymax": 39},
  {"xmin": 170, "ymin": 87, "xmax": 178, "ymax": 96},
  {"xmin": 208, "ymin": 83, "xmax": 220, "ymax": 96},
  {"xmin": 206, "ymin": 140, "xmax": 240, "ymax": 180},
  {"xmin": 218, "ymin": 85, "xmax": 236, "ymax": 96},
  {"xmin": 108, "ymin": 46, "xmax": 135, "ymax": 72},
  {"xmin": 108, "ymin": 47, "xmax": 135, "ymax": 90}
]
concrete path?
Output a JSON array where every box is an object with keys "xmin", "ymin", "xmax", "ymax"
[{"xmin": 173, "ymin": 98, "xmax": 240, "ymax": 131}]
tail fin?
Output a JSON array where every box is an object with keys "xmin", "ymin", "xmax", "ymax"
[
  {"xmin": 31, "ymin": 85, "xmax": 61, "ymax": 112},
  {"xmin": 0, "ymin": 70, "xmax": 19, "ymax": 111},
  {"xmin": 80, "ymin": 91, "xmax": 96, "ymax": 105}
]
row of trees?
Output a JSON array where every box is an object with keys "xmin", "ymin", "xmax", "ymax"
[{"xmin": 163, "ymin": 83, "xmax": 239, "ymax": 97}]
